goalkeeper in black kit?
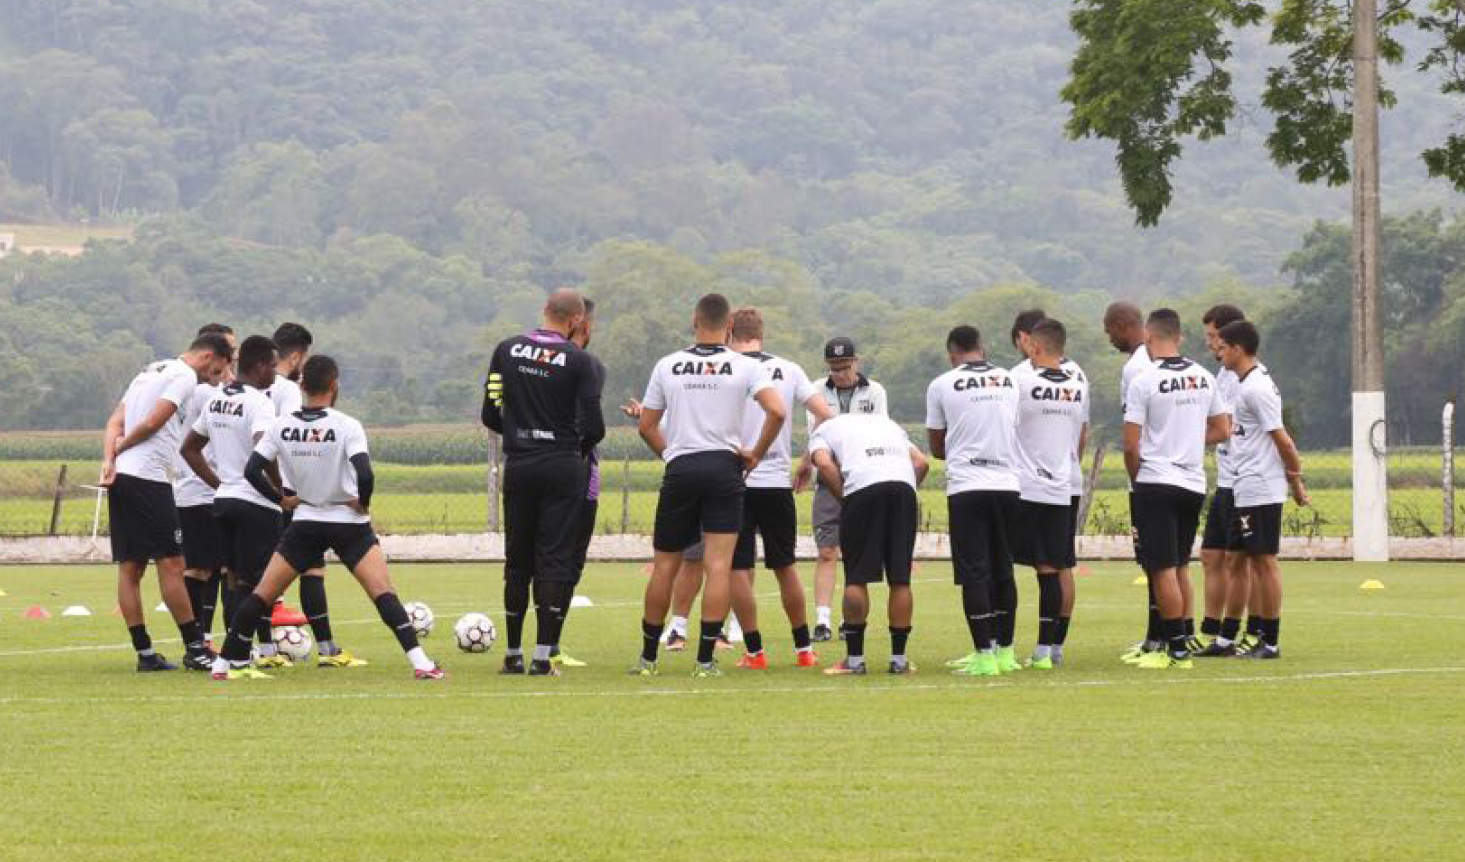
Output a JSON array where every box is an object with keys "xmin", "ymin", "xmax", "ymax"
[{"xmin": 482, "ymin": 288, "xmax": 606, "ymax": 677}]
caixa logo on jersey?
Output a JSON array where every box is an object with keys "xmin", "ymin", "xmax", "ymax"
[
  {"xmin": 671, "ymin": 360, "xmax": 734, "ymax": 376},
  {"xmin": 281, "ymin": 427, "xmax": 337, "ymax": 443},
  {"xmin": 509, "ymin": 344, "xmax": 567, "ymax": 366},
  {"xmin": 1159, "ymin": 375, "xmax": 1210, "ymax": 393}
]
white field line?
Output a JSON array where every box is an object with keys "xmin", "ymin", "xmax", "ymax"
[{"xmin": 0, "ymin": 666, "xmax": 1460, "ymax": 708}]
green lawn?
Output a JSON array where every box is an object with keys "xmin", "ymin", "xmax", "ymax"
[{"xmin": 0, "ymin": 561, "xmax": 1460, "ymax": 861}]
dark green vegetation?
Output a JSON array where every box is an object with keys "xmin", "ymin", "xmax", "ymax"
[{"xmin": 0, "ymin": 561, "xmax": 1461, "ymax": 861}]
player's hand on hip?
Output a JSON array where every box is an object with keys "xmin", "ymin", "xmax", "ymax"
[
  {"xmin": 793, "ymin": 461, "xmax": 812, "ymax": 492},
  {"xmin": 739, "ymin": 448, "xmax": 761, "ymax": 477},
  {"xmin": 282, "ymin": 494, "xmax": 301, "ymax": 512},
  {"xmin": 345, "ymin": 498, "xmax": 369, "ymax": 515}
]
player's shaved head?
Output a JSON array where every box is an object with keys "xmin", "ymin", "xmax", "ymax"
[
  {"xmin": 544, "ymin": 288, "xmax": 586, "ymax": 324},
  {"xmin": 301, "ymin": 355, "xmax": 339, "ymax": 395},
  {"xmin": 1146, "ymin": 308, "xmax": 1182, "ymax": 341},
  {"xmin": 1030, "ymin": 318, "xmax": 1067, "ymax": 354},
  {"xmin": 694, "ymin": 293, "xmax": 731, "ymax": 329},
  {"xmin": 731, "ymin": 307, "xmax": 764, "ymax": 342},
  {"xmin": 1104, "ymin": 301, "xmax": 1143, "ymax": 328}
]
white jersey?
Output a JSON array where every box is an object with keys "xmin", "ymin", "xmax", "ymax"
[
  {"xmin": 1012, "ymin": 364, "xmax": 1088, "ymax": 505},
  {"xmin": 267, "ymin": 376, "xmax": 303, "ymax": 417},
  {"xmin": 194, "ymin": 382, "xmax": 280, "ymax": 512},
  {"xmin": 740, "ymin": 352, "xmax": 819, "ymax": 489},
  {"xmin": 1213, "ymin": 367, "xmax": 1241, "ymax": 488},
  {"xmin": 925, "ymin": 361, "xmax": 1019, "ymax": 495},
  {"xmin": 1230, "ymin": 364, "xmax": 1288, "ymax": 507},
  {"xmin": 1016, "ymin": 356, "xmax": 1089, "ymax": 495},
  {"xmin": 255, "ymin": 407, "xmax": 370, "ymax": 524},
  {"xmin": 1120, "ymin": 343, "xmax": 1155, "ymax": 411},
  {"xmin": 173, "ymin": 383, "xmax": 220, "ymax": 507},
  {"xmin": 115, "ymin": 358, "xmax": 199, "ymax": 483},
  {"xmin": 808, "ymin": 414, "xmax": 917, "ymax": 495},
  {"xmin": 641, "ymin": 345, "xmax": 774, "ymax": 464},
  {"xmin": 1124, "ymin": 356, "xmax": 1226, "ymax": 494}
]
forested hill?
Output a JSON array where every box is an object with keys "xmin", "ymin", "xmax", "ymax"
[{"xmin": 0, "ymin": 1, "xmax": 1460, "ymax": 436}]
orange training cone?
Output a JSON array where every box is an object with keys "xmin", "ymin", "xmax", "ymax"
[
  {"xmin": 270, "ymin": 600, "xmax": 308, "ymax": 627},
  {"xmin": 24, "ymin": 605, "xmax": 51, "ymax": 619}
]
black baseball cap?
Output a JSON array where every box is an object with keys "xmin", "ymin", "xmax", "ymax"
[{"xmin": 824, "ymin": 337, "xmax": 857, "ymax": 360}]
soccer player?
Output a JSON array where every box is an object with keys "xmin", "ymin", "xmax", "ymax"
[
  {"xmin": 182, "ymin": 335, "xmax": 293, "ymax": 667},
  {"xmin": 1214, "ymin": 320, "xmax": 1308, "ymax": 658},
  {"xmin": 727, "ymin": 308, "xmax": 834, "ymax": 670},
  {"xmin": 211, "ymin": 355, "xmax": 444, "ymax": 680},
  {"xmin": 483, "ymin": 288, "xmax": 605, "ymax": 676},
  {"xmin": 559, "ymin": 297, "xmax": 606, "ymax": 669},
  {"xmin": 175, "ymin": 323, "xmax": 235, "ymax": 640},
  {"xmin": 926, "ymin": 325, "xmax": 1020, "ymax": 677},
  {"xmin": 1197, "ymin": 304, "xmax": 1246, "ymax": 651},
  {"xmin": 1010, "ymin": 319, "xmax": 1088, "ymax": 670},
  {"xmin": 633, "ymin": 293, "xmax": 786, "ymax": 677},
  {"xmin": 1010, "ymin": 310, "xmax": 1089, "ymax": 665},
  {"xmin": 809, "ymin": 413, "xmax": 929, "ymax": 675},
  {"xmin": 800, "ymin": 336, "xmax": 887, "ymax": 642},
  {"xmin": 1122, "ymin": 309, "xmax": 1229, "ymax": 669},
  {"xmin": 101, "ymin": 332, "xmax": 234, "ymax": 671},
  {"xmin": 1104, "ymin": 300, "xmax": 1164, "ymax": 660}
]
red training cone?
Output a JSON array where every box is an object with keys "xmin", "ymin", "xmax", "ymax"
[{"xmin": 270, "ymin": 600, "xmax": 308, "ymax": 627}]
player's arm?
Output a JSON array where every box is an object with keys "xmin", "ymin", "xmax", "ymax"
[
  {"xmin": 1122, "ymin": 422, "xmax": 1142, "ymax": 483},
  {"xmin": 481, "ymin": 351, "xmax": 505, "ymax": 433},
  {"xmin": 1076, "ymin": 422, "xmax": 1088, "ymax": 464},
  {"xmin": 575, "ymin": 355, "xmax": 606, "ymax": 455},
  {"xmin": 926, "ymin": 428, "xmax": 947, "ymax": 461},
  {"xmin": 744, "ymin": 386, "xmax": 788, "ymax": 473},
  {"xmin": 1205, "ymin": 413, "xmax": 1230, "ymax": 445},
  {"xmin": 100, "ymin": 401, "xmax": 125, "ymax": 486},
  {"xmin": 348, "ymin": 452, "xmax": 375, "ymax": 513},
  {"xmin": 1121, "ymin": 378, "xmax": 1146, "ymax": 482},
  {"xmin": 180, "ymin": 430, "xmax": 221, "ymax": 489},
  {"xmin": 793, "ymin": 394, "xmax": 834, "ymax": 491},
  {"xmin": 114, "ymin": 397, "xmax": 178, "ymax": 454},
  {"xmin": 638, "ymin": 407, "xmax": 667, "ymax": 458},
  {"xmin": 1269, "ymin": 427, "xmax": 1310, "ymax": 506},
  {"xmin": 811, "ymin": 449, "xmax": 844, "ymax": 499},
  {"xmin": 909, "ymin": 445, "xmax": 930, "ymax": 486},
  {"xmin": 244, "ymin": 452, "xmax": 298, "ymax": 512}
]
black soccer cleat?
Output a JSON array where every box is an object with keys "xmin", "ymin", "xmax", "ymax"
[
  {"xmin": 182, "ymin": 649, "xmax": 217, "ymax": 672},
  {"xmin": 136, "ymin": 653, "xmax": 179, "ymax": 672},
  {"xmin": 1195, "ymin": 641, "xmax": 1238, "ymax": 658},
  {"xmin": 499, "ymin": 654, "xmax": 526, "ymax": 675},
  {"xmin": 811, "ymin": 624, "xmax": 833, "ymax": 643},
  {"xmin": 527, "ymin": 659, "xmax": 560, "ymax": 677},
  {"xmin": 1240, "ymin": 643, "xmax": 1280, "ymax": 660}
]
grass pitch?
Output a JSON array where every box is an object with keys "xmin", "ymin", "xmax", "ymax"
[{"xmin": 0, "ymin": 560, "xmax": 1461, "ymax": 861}]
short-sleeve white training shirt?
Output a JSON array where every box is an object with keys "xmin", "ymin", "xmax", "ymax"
[
  {"xmin": 642, "ymin": 345, "xmax": 774, "ymax": 464},
  {"xmin": 255, "ymin": 408, "xmax": 371, "ymax": 524},
  {"xmin": 1012, "ymin": 364, "xmax": 1088, "ymax": 505},
  {"xmin": 808, "ymin": 414, "xmax": 917, "ymax": 495},
  {"xmin": 115, "ymin": 358, "xmax": 199, "ymax": 483},
  {"xmin": 194, "ymin": 383, "xmax": 280, "ymax": 512},
  {"xmin": 1124, "ymin": 356, "xmax": 1227, "ymax": 495},
  {"xmin": 1229, "ymin": 364, "xmax": 1288, "ymax": 508},
  {"xmin": 741, "ymin": 352, "xmax": 819, "ymax": 489},
  {"xmin": 925, "ymin": 361, "xmax": 1019, "ymax": 495},
  {"xmin": 173, "ymin": 383, "xmax": 219, "ymax": 507}
]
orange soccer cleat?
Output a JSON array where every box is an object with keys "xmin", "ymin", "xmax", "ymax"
[
  {"xmin": 795, "ymin": 649, "xmax": 820, "ymax": 668},
  {"xmin": 736, "ymin": 651, "xmax": 768, "ymax": 670}
]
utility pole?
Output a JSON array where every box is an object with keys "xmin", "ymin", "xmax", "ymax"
[{"xmin": 1352, "ymin": 0, "xmax": 1389, "ymax": 561}]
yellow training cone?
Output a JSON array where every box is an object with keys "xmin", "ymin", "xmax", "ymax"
[
  {"xmin": 1131, "ymin": 575, "xmax": 1147, "ymax": 586},
  {"xmin": 1360, "ymin": 580, "xmax": 1386, "ymax": 590}
]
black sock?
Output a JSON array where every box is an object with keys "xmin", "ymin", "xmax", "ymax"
[
  {"xmin": 744, "ymin": 629, "xmax": 764, "ymax": 655},
  {"xmin": 185, "ymin": 578, "xmax": 208, "ymax": 624},
  {"xmin": 641, "ymin": 620, "xmax": 663, "ymax": 662},
  {"xmin": 254, "ymin": 614, "xmax": 273, "ymax": 646},
  {"xmin": 1201, "ymin": 616, "xmax": 1220, "ymax": 636},
  {"xmin": 373, "ymin": 592, "xmax": 420, "ymax": 653},
  {"xmin": 222, "ymin": 594, "xmax": 268, "ymax": 662},
  {"xmin": 299, "ymin": 575, "xmax": 333, "ymax": 644},
  {"xmin": 993, "ymin": 577, "xmax": 1018, "ymax": 647},
  {"xmin": 1164, "ymin": 617, "xmax": 1189, "ymax": 658},
  {"xmin": 1184, "ymin": 617, "xmax": 1196, "ymax": 637},
  {"xmin": 961, "ymin": 583, "xmax": 993, "ymax": 650},
  {"xmin": 697, "ymin": 619, "xmax": 723, "ymax": 664},
  {"xmin": 845, "ymin": 622, "xmax": 867, "ymax": 662},
  {"xmin": 533, "ymin": 580, "xmax": 572, "ymax": 649},
  {"xmin": 504, "ymin": 579, "xmax": 529, "ymax": 651},
  {"xmin": 889, "ymin": 626, "xmax": 911, "ymax": 657},
  {"xmin": 1056, "ymin": 615, "xmax": 1072, "ymax": 646},
  {"xmin": 1220, "ymin": 617, "xmax": 1241, "ymax": 641},
  {"xmin": 1263, "ymin": 617, "xmax": 1281, "ymax": 648},
  {"xmin": 128, "ymin": 624, "xmax": 152, "ymax": 654},
  {"xmin": 221, "ymin": 585, "xmax": 239, "ymax": 635},
  {"xmin": 1037, "ymin": 573, "xmax": 1061, "ymax": 646},
  {"xmin": 200, "ymin": 573, "xmax": 221, "ymax": 633},
  {"xmin": 177, "ymin": 620, "xmax": 206, "ymax": 653},
  {"xmin": 1245, "ymin": 615, "xmax": 1262, "ymax": 637},
  {"xmin": 791, "ymin": 624, "xmax": 811, "ymax": 650},
  {"xmin": 1145, "ymin": 577, "xmax": 1160, "ymax": 642}
]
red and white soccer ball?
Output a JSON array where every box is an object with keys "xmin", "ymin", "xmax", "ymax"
[
  {"xmin": 271, "ymin": 625, "xmax": 313, "ymax": 662},
  {"xmin": 453, "ymin": 613, "xmax": 498, "ymax": 653},
  {"xmin": 404, "ymin": 601, "xmax": 434, "ymax": 637}
]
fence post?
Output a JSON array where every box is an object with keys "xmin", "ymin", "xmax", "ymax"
[
  {"xmin": 1445, "ymin": 401, "xmax": 1455, "ymax": 537},
  {"xmin": 486, "ymin": 432, "xmax": 501, "ymax": 532},
  {"xmin": 48, "ymin": 464, "xmax": 68, "ymax": 536},
  {"xmin": 620, "ymin": 457, "xmax": 631, "ymax": 533}
]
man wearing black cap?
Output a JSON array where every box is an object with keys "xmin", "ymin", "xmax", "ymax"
[{"xmin": 795, "ymin": 336, "xmax": 888, "ymax": 642}]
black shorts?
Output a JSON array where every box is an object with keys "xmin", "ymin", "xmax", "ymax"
[
  {"xmin": 1066, "ymin": 494, "xmax": 1082, "ymax": 569},
  {"xmin": 1201, "ymin": 487, "xmax": 1240, "ymax": 551},
  {"xmin": 653, "ymin": 451, "xmax": 744, "ymax": 553},
  {"xmin": 947, "ymin": 490, "xmax": 1018, "ymax": 587},
  {"xmin": 1131, "ymin": 483, "xmax": 1206, "ymax": 574},
  {"xmin": 504, "ymin": 455, "xmax": 590, "ymax": 584},
  {"xmin": 213, "ymin": 497, "xmax": 283, "ymax": 587},
  {"xmin": 571, "ymin": 497, "xmax": 598, "ymax": 582},
  {"xmin": 1014, "ymin": 499, "xmax": 1071, "ymax": 571},
  {"xmin": 108, "ymin": 474, "xmax": 182, "ymax": 564},
  {"xmin": 178, "ymin": 504, "xmax": 224, "ymax": 571},
  {"xmin": 839, "ymin": 481, "xmax": 918, "ymax": 586},
  {"xmin": 1229, "ymin": 502, "xmax": 1283, "ymax": 556},
  {"xmin": 733, "ymin": 488, "xmax": 798, "ymax": 571},
  {"xmin": 278, "ymin": 519, "xmax": 380, "ymax": 573}
]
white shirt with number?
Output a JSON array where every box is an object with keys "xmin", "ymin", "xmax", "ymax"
[
  {"xmin": 642, "ymin": 345, "xmax": 774, "ymax": 464},
  {"xmin": 1124, "ymin": 357, "xmax": 1227, "ymax": 495},
  {"xmin": 741, "ymin": 352, "xmax": 818, "ymax": 489},
  {"xmin": 1229, "ymin": 364, "xmax": 1288, "ymax": 508},
  {"xmin": 925, "ymin": 361, "xmax": 1020, "ymax": 495},
  {"xmin": 808, "ymin": 414, "xmax": 917, "ymax": 495},
  {"xmin": 116, "ymin": 358, "xmax": 199, "ymax": 483},
  {"xmin": 194, "ymin": 382, "xmax": 280, "ymax": 512},
  {"xmin": 1016, "ymin": 356, "xmax": 1090, "ymax": 496},
  {"xmin": 1012, "ymin": 364, "xmax": 1088, "ymax": 505},
  {"xmin": 173, "ymin": 383, "xmax": 219, "ymax": 507},
  {"xmin": 255, "ymin": 408, "xmax": 371, "ymax": 524},
  {"xmin": 1213, "ymin": 367, "xmax": 1241, "ymax": 489}
]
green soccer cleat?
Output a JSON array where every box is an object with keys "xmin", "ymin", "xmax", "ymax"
[
  {"xmin": 1136, "ymin": 651, "xmax": 1193, "ymax": 670},
  {"xmin": 1025, "ymin": 654, "xmax": 1054, "ymax": 670},
  {"xmin": 628, "ymin": 657, "xmax": 659, "ymax": 677},
  {"xmin": 551, "ymin": 652, "xmax": 587, "ymax": 668},
  {"xmin": 211, "ymin": 665, "xmax": 272, "ymax": 681},
  {"xmin": 995, "ymin": 646, "xmax": 1023, "ymax": 673},
  {"xmin": 255, "ymin": 653, "xmax": 292, "ymax": 670},
  {"xmin": 317, "ymin": 650, "xmax": 369, "ymax": 668},
  {"xmin": 952, "ymin": 651, "xmax": 1001, "ymax": 677},
  {"xmin": 945, "ymin": 651, "xmax": 981, "ymax": 668}
]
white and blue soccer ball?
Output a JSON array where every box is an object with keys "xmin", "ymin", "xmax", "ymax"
[
  {"xmin": 404, "ymin": 601, "xmax": 435, "ymax": 637},
  {"xmin": 271, "ymin": 625, "xmax": 313, "ymax": 662},
  {"xmin": 454, "ymin": 613, "xmax": 497, "ymax": 653}
]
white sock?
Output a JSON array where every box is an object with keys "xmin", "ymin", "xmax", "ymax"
[
  {"xmin": 1034, "ymin": 644, "xmax": 1052, "ymax": 659},
  {"xmin": 317, "ymin": 640, "xmax": 338, "ymax": 657},
  {"xmin": 669, "ymin": 615, "xmax": 689, "ymax": 636},
  {"xmin": 816, "ymin": 606, "xmax": 832, "ymax": 627},
  {"xmin": 258, "ymin": 643, "xmax": 277, "ymax": 657},
  {"xmin": 891, "ymin": 654, "xmax": 907, "ymax": 666},
  {"xmin": 533, "ymin": 645, "xmax": 552, "ymax": 662},
  {"xmin": 1051, "ymin": 645, "xmax": 1064, "ymax": 660},
  {"xmin": 406, "ymin": 646, "xmax": 434, "ymax": 672},
  {"xmin": 847, "ymin": 654, "xmax": 865, "ymax": 668},
  {"xmin": 210, "ymin": 655, "xmax": 229, "ymax": 675},
  {"xmin": 506, "ymin": 647, "xmax": 523, "ymax": 657}
]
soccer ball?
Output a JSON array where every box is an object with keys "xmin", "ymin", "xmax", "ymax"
[
  {"xmin": 404, "ymin": 601, "xmax": 434, "ymax": 637},
  {"xmin": 271, "ymin": 625, "xmax": 313, "ymax": 662},
  {"xmin": 453, "ymin": 612, "xmax": 497, "ymax": 653}
]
